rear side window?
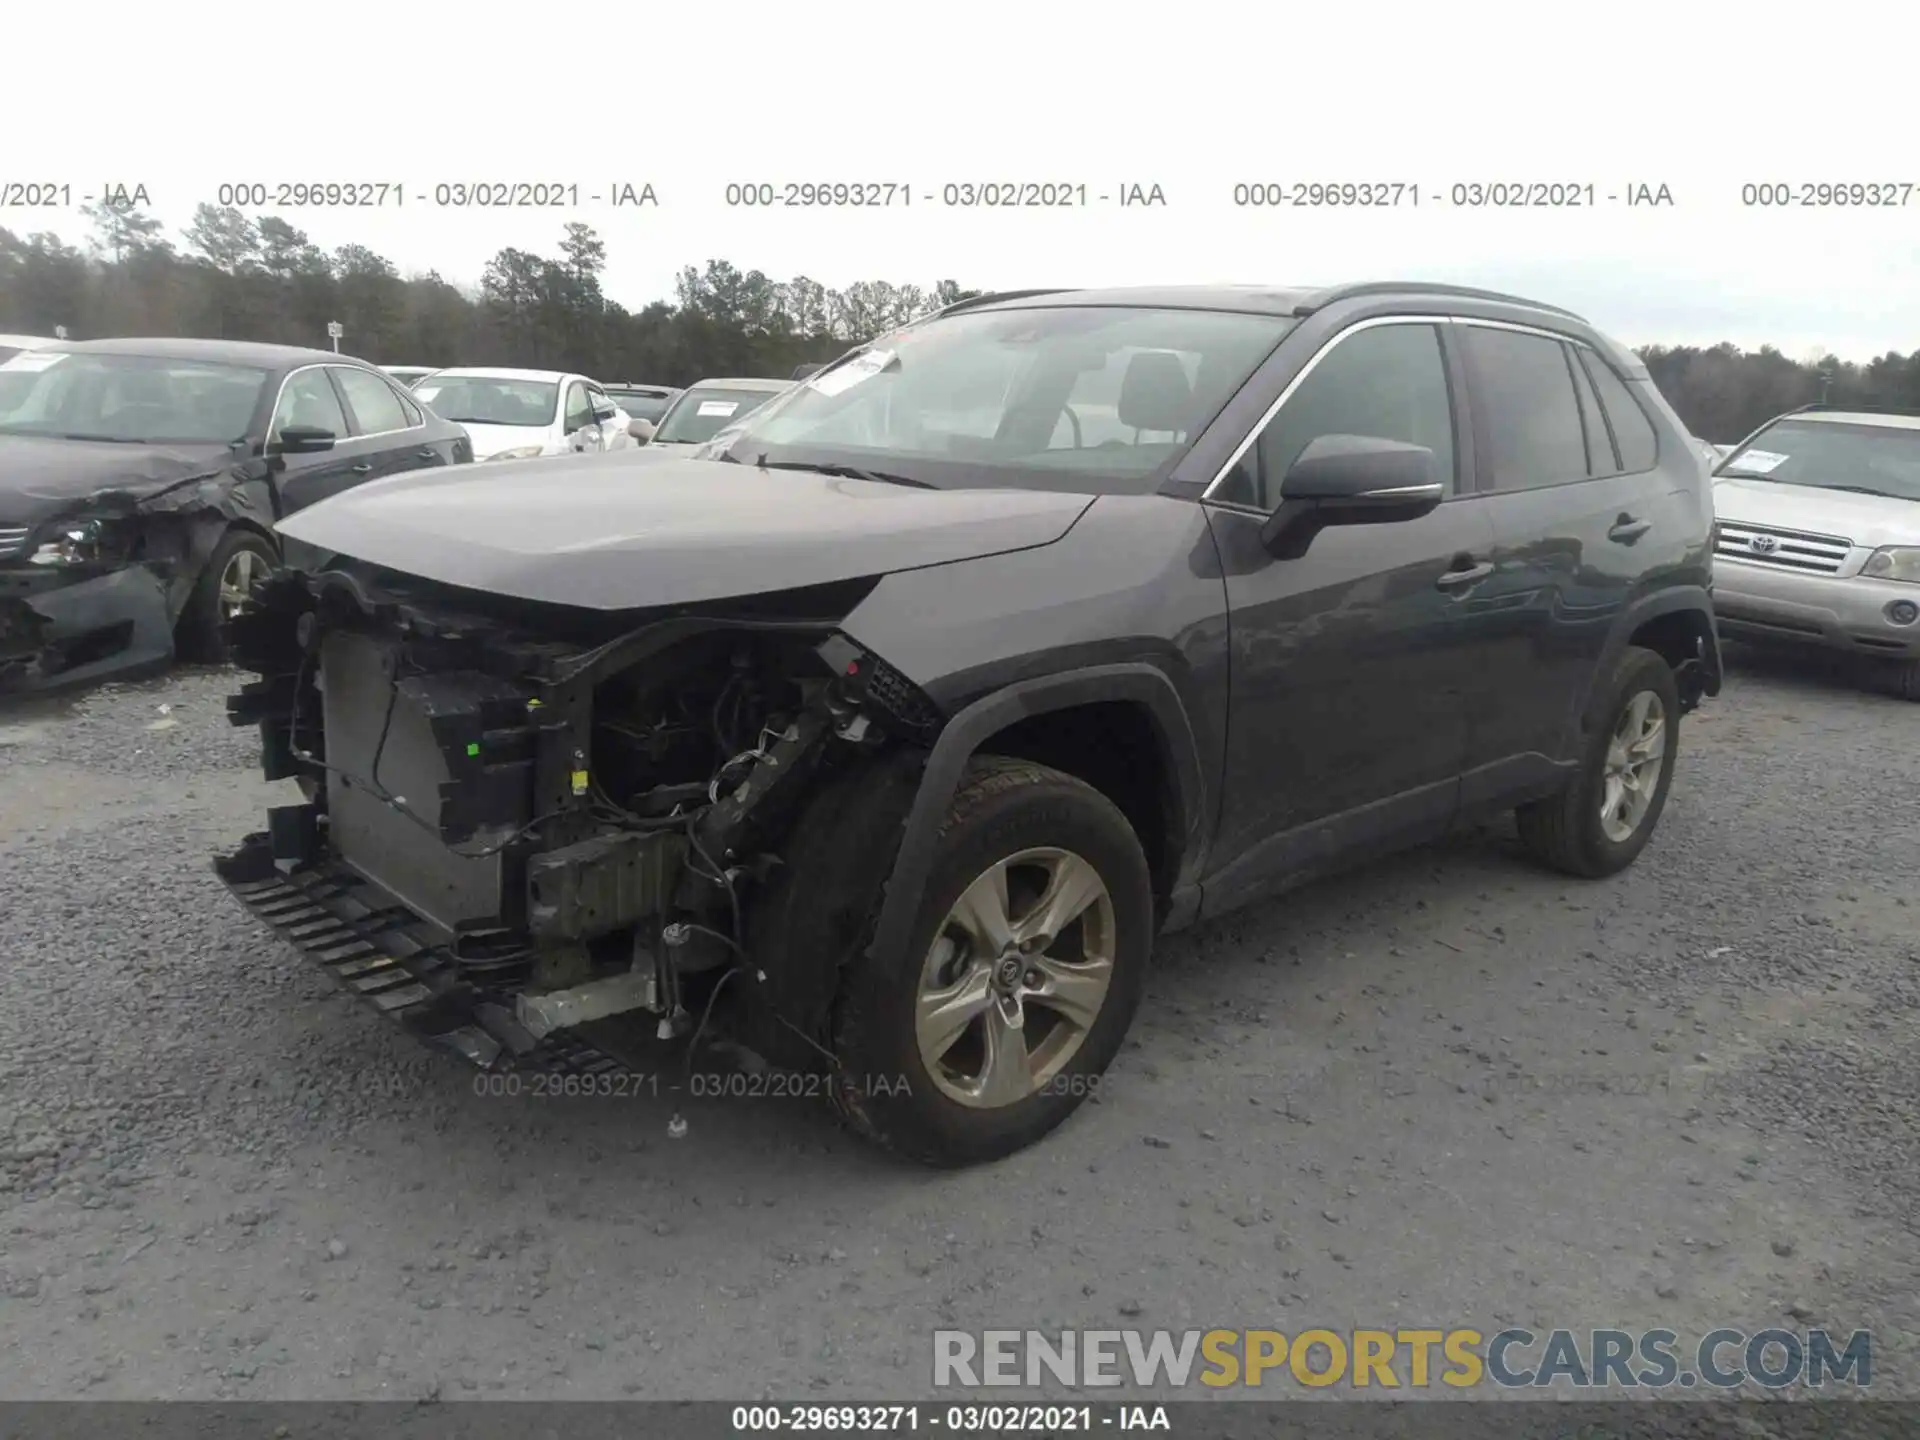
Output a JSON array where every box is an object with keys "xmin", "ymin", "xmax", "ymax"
[
  {"xmin": 332, "ymin": 366, "xmax": 410, "ymax": 434},
  {"xmin": 1579, "ymin": 351, "xmax": 1659, "ymax": 473},
  {"xmin": 1461, "ymin": 326, "xmax": 1588, "ymax": 491}
]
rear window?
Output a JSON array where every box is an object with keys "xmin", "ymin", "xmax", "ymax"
[
  {"xmin": 654, "ymin": 386, "xmax": 780, "ymax": 443},
  {"xmin": 1720, "ymin": 418, "xmax": 1920, "ymax": 502}
]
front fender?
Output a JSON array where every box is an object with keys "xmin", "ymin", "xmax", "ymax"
[{"xmin": 867, "ymin": 662, "xmax": 1210, "ymax": 969}]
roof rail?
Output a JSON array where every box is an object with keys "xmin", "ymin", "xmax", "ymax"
[
  {"xmin": 929, "ymin": 288, "xmax": 1075, "ymax": 318},
  {"xmin": 1293, "ymin": 281, "xmax": 1587, "ymax": 322}
]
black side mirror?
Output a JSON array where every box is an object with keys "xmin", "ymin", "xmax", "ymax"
[
  {"xmin": 593, "ymin": 405, "xmax": 617, "ymax": 424},
  {"xmin": 1259, "ymin": 435, "xmax": 1444, "ymax": 559},
  {"xmin": 270, "ymin": 425, "xmax": 336, "ymax": 456}
]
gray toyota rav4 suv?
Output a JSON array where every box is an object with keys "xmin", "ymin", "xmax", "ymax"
[{"xmin": 215, "ymin": 282, "xmax": 1723, "ymax": 1166}]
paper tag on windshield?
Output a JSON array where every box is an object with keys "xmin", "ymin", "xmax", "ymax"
[
  {"xmin": 413, "ymin": 386, "xmax": 442, "ymax": 402},
  {"xmin": 807, "ymin": 349, "xmax": 894, "ymax": 398},
  {"xmin": 0, "ymin": 351, "xmax": 65, "ymax": 372},
  {"xmin": 1731, "ymin": 448, "xmax": 1788, "ymax": 473},
  {"xmin": 697, "ymin": 400, "xmax": 739, "ymax": 417}
]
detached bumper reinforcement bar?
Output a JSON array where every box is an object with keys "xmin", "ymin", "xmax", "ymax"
[{"xmin": 214, "ymin": 833, "xmax": 624, "ymax": 1078}]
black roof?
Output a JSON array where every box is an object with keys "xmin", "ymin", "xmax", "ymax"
[
  {"xmin": 948, "ymin": 282, "xmax": 1587, "ymax": 323},
  {"xmin": 41, "ymin": 337, "xmax": 350, "ymax": 367}
]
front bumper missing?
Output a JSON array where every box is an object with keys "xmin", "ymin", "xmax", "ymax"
[
  {"xmin": 214, "ymin": 832, "xmax": 627, "ymax": 1078},
  {"xmin": 0, "ymin": 563, "xmax": 176, "ymax": 693}
]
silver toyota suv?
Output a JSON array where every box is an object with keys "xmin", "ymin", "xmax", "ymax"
[{"xmin": 1711, "ymin": 406, "xmax": 1920, "ymax": 699}]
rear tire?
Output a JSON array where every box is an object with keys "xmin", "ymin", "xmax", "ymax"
[
  {"xmin": 1516, "ymin": 645, "xmax": 1680, "ymax": 878},
  {"xmin": 827, "ymin": 755, "xmax": 1153, "ymax": 1167},
  {"xmin": 178, "ymin": 529, "xmax": 277, "ymax": 663}
]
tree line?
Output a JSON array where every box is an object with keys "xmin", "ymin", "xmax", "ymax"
[{"xmin": 1, "ymin": 202, "xmax": 1916, "ymax": 441}]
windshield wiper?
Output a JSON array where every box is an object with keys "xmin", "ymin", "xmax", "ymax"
[
  {"xmin": 59, "ymin": 432, "xmax": 151, "ymax": 443},
  {"xmin": 754, "ymin": 456, "xmax": 935, "ymax": 489},
  {"xmin": 1818, "ymin": 484, "xmax": 1899, "ymax": 497}
]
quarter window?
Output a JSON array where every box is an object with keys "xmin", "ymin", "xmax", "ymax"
[
  {"xmin": 332, "ymin": 366, "xmax": 410, "ymax": 435},
  {"xmin": 271, "ymin": 369, "xmax": 349, "ymax": 440},
  {"xmin": 1566, "ymin": 345, "xmax": 1617, "ymax": 475},
  {"xmin": 1461, "ymin": 326, "xmax": 1588, "ymax": 492},
  {"xmin": 1220, "ymin": 322, "xmax": 1455, "ymax": 510},
  {"xmin": 1580, "ymin": 350, "xmax": 1659, "ymax": 473}
]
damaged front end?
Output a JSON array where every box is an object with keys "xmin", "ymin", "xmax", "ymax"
[
  {"xmin": 212, "ymin": 563, "xmax": 942, "ymax": 1076},
  {"xmin": 0, "ymin": 466, "xmax": 259, "ymax": 693}
]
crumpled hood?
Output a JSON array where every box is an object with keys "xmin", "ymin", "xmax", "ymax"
[
  {"xmin": 0, "ymin": 434, "xmax": 236, "ymax": 527},
  {"xmin": 1714, "ymin": 477, "xmax": 1920, "ymax": 550},
  {"xmin": 277, "ymin": 452, "xmax": 1095, "ymax": 610}
]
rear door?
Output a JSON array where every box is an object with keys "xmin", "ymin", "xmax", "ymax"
[
  {"xmin": 1454, "ymin": 323, "xmax": 1677, "ymax": 801},
  {"xmin": 329, "ymin": 364, "xmax": 447, "ymax": 481}
]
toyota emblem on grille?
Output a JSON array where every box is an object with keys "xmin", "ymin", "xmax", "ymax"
[{"xmin": 1749, "ymin": 534, "xmax": 1780, "ymax": 554}]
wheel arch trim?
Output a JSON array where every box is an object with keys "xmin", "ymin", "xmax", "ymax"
[
  {"xmin": 1582, "ymin": 584, "xmax": 1723, "ymax": 732},
  {"xmin": 869, "ymin": 664, "xmax": 1207, "ymax": 965}
]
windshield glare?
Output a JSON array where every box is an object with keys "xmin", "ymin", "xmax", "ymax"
[
  {"xmin": 1720, "ymin": 419, "xmax": 1920, "ymax": 502},
  {"xmin": 714, "ymin": 305, "xmax": 1292, "ymax": 493},
  {"xmin": 655, "ymin": 387, "xmax": 780, "ymax": 443},
  {"xmin": 414, "ymin": 376, "xmax": 558, "ymax": 427},
  {"xmin": 0, "ymin": 352, "xmax": 269, "ymax": 443}
]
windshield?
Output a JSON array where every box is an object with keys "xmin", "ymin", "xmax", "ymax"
[
  {"xmin": 608, "ymin": 388, "xmax": 676, "ymax": 423},
  {"xmin": 712, "ymin": 305, "xmax": 1292, "ymax": 493},
  {"xmin": 413, "ymin": 375, "xmax": 558, "ymax": 427},
  {"xmin": 0, "ymin": 351, "xmax": 269, "ymax": 443},
  {"xmin": 1719, "ymin": 418, "xmax": 1920, "ymax": 502},
  {"xmin": 654, "ymin": 386, "xmax": 781, "ymax": 444}
]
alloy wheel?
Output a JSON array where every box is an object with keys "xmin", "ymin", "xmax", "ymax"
[
  {"xmin": 218, "ymin": 548, "xmax": 263, "ymax": 620},
  {"xmin": 1599, "ymin": 689, "xmax": 1667, "ymax": 843},
  {"xmin": 914, "ymin": 846, "xmax": 1117, "ymax": 1109}
]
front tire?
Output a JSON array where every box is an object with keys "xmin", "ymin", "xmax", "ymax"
[
  {"xmin": 178, "ymin": 529, "xmax": 277, "ymax": 663},
  {"xmin": 1516, "ymin": 645, "xmax": 1680, "ymax": 878},
  {"xmin": 1887, "ymin": 657, "xmax": 1920, "ymax": 702},
  {"xmin": 829, "ymin": 756, "xmax": 1153, "ymax": 1167}
]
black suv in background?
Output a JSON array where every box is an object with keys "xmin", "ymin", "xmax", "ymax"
[{"xmin": 216, "ymin": 283, "xmax": 1722, "ymax": 1166}]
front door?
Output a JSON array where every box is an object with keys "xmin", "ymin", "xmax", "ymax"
[
  {"xmin": 1202, "ymin": 319, "xmax": 1493, "ymax": 915},
  {"xmin": 561, "ymin": 380, "xmax": 601, "ymax": 453},
  {"xmin": 266, "ymin": 366, "xmax": 377, "ymax": 515}
]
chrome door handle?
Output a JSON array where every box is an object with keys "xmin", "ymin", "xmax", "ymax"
[
  {"xmin": 415, "ymin": 447, "xmax": 436, "ymax": 460},
  {"xmin": 349, "ymin": 462, "xmax": 373, "ymax": 475},
  {"xmin": 1436, "ymin": 560, "xmax": 1493, "ymax": 589}
]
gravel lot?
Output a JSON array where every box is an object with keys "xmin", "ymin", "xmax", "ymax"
[{"xmin": 2, "ymin": 653, "xmax": 1916, "ymax": 1401}]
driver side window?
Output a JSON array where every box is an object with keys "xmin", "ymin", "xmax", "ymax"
[
  {"xmin": 272, "ymin": 369, "xmax": 349, "ymax": 442},
  {"xmin": 563, "ymin": 381, "xmax": 594, "ymax": 433},
  {"xmin": 1220, "ymin": 323, "xmax": 1455, "ymax": 510}
]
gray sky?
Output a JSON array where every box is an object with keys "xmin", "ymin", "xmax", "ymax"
[{"xmin": 9, "ymin": 0, "xmax": 1917, "ymax": 360}]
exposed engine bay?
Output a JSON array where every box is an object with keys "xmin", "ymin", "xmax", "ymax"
[{"xmin": 213, "ymin": 561, "xmax": 941, "ymax": 1077}]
